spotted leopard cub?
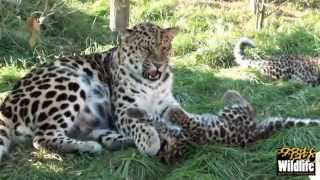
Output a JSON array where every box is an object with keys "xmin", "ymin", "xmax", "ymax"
[
  {"xmin": 0, "ymin": 51, "xmax": 133, "ymax": 162},
  {"xmin": 234, "ymin": 37, "xmax": 320, "ymax": 86},
  {"xmin": 166, "ymin": 90, "xmax": 320, "ymax": 146}
]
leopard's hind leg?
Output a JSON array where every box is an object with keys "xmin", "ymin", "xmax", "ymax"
[{"xmin": 32, "ymin": 105, "xmax": 104, "ymax": 153}]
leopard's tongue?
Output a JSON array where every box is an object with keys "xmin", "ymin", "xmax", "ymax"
[{"xmin": 148, "ymin": 69, "xmax": 158, "ymax": 77}]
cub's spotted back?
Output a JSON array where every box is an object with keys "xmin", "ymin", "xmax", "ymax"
[{"xmin": 234, "ymin": 37, "xmax": 320, "ymax": 86}]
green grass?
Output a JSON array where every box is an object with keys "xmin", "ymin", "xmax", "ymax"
[{"xmin": 0, "ymin": 0, "xmax": 320, "ymax": 179}]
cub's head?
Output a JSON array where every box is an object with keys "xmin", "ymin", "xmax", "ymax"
[{"xmin": 118, "ymin": 22, "xmax": 178, "ymax": 81}]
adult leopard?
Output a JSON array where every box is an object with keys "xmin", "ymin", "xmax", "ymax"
[
  {"xmin": 0, "ymin": 22, "xmax": 186, "ymax": 163},
  {"xmin": 233, "ymin": 37, "xmax": 320, "ymax": 86}
]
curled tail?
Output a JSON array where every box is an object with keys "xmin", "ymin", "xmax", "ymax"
[
  {"xmin": 255, "ymin": 117, "xmax": 320, "ymax": 140},
  {"xmin": 0, "ymin": 109, "xmax": 12, "ymax": 162},
  {"xmin": 233, "ymin": 37, "xmax": 256, "ymax": 67}
]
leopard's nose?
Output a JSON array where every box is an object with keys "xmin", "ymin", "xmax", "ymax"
[{"xmin": 154, "ymin": 63, "xmax": 162, "ymax": 69}]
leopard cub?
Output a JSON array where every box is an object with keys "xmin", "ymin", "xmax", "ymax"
[{"xmin": 234, "ymin": 37, "xmax": 320, "ymax": 86}]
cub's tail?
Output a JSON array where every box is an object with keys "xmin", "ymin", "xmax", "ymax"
[
  {"xmin": 0, "ymin": 107, "xmax": 12, "ymax": 162},
  {"xmin": 233, "ymin": 37, "xmax": 256, "ymax": 67},
  {"xmin": 255, "ymin": 117, "xmax": 320, "ymax": 140}
]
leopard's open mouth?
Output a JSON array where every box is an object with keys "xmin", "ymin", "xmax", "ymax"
[{"xmin": 145, "ymin": 70, "xmax": 162, "ymax": 81}]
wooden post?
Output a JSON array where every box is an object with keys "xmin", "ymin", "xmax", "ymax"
[
  {"xmin": 109, "ymin": 0, "xmax": 130, "ymax": 44},
  {"xmin": 256, "ymin": 0, "xmax": 266, "ymax": 31},
  {"xmin": 249, "ymin": 0, "xmax": 257, "ymax": 14},
  {"xmin": 251, "ymin": 0, "xmax": 267, "ymax": 31}
]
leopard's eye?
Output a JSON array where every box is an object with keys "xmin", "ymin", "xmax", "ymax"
[{"xmin": 161, "ymin": 46, "xmax": 168, "ymax": 52}]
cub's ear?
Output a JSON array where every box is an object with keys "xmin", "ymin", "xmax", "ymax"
[
  {"xmin": 119, "ymin": 29, "xmax": 136, "ymax": 44},
  {"xmin": 162, "ymin": 27, "xmax": 179, "ymax": 42}
]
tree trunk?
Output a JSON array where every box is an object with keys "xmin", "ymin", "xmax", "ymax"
[
  {"xmin": 257, "ymin": 0, "xmax": 266, "ymax": 30},
  {"xmin": 109, "ymin": 0, "xmax": 130, "ymax": 44},
  {"xmin": 109, "ymin": 0, "xmax": 129, "ymax": 31},
  {"xmin": 254, "ymin": 0, "xmax": 266, "ymax": 31},
  {"xmin": 249, "ymin": 0, "xmax": 257, "ymax": 14}
]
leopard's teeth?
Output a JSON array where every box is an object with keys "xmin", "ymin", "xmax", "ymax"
[{"xmin": 148, "ymin": 74, "xmax": 160, "ymax": 80}]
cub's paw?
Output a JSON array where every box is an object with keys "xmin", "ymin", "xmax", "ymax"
[
  {"xmin": 223, "ymin": 90, "xmax": 251, "ymax": 107},
  {"xmin": 223, "ymin": 89, "xmax": 255, "ymax": 117}
]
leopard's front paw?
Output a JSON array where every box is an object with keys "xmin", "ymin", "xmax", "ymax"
[
  {"xmin": 136, "ymin": 126, "xmax": 161, "ymax": 156},
  {"xmin": 79, "ymin": 141, "xmax": 103, "ymax": 153}
]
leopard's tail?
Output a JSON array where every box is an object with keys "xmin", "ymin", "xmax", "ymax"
[
  {"xmin": 233, "ymin": 37, "xmax": 256, "ymax": 68},
  {"xmin": 255, "ymin": 117, "xmax": 320, "ymax": 140},
  {"xmin": 0, "ymin": 107, "xmax": 12, "ymax": 162}
]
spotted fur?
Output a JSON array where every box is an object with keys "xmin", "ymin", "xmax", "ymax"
[
  {"xmin": 166, "ymin": 90, "xmax": 320, "ymax": 146},
  {"xmin": 234, "ymin": 37, "xmax": 320, "ymax": 86},
  {"xmin": 1, "ymin": 23, "xmax": 319, "ymax": 163},
  {"xmin": 0, "ymin": 50, "xmax": 134, "ymax": 162},
  {"xmin": 109, "ymin": 23, "xmax": 320, "ymax": 163},
  {"xmin": 126, "ymin": 89, "xmax": 320, "ymax": 148},
  {"xmin": 110, "ymin": 23, "xmax": 188, "ymax": 161}
]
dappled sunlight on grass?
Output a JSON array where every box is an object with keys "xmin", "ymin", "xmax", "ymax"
[
  {"xmin": 64, "ymin": 0, "xmax": 108, "ymax": 16},
  {"xmin": 0, "ymin": 0, "xmax": 113, "ymax": 67},
  {"xmin": 215, "ymin": 67, "xmax": 258, "ymax": 81},
  {"xmin": 0, "ymin": 66, "xmax": 26, "ymax": 93}
]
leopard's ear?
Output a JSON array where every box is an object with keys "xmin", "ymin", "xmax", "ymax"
[
  {"xmin": 119, "ymin": 29, "xmax": 136, "ymax": 44},
  {"xmin": 162, "ymin": 27, "xmax": 179, "ymax": 43}
]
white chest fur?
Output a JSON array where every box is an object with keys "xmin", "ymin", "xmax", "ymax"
[{"xmin": 128, "ymin": 75, "xmax": 175, "ymax": 115}]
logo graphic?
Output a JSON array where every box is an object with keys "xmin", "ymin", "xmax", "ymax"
[
  {"xmin": 277, "ymin": 147, "xmax": 316, "ymax": 176},
  {"xmin": 309, "ymin": 152, "xmax": 319, "ymax": 180}
]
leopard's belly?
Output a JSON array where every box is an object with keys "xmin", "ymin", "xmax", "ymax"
[{"xmin": 2, "ymin": 62, "xmax": 112, "ymax": 143}]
